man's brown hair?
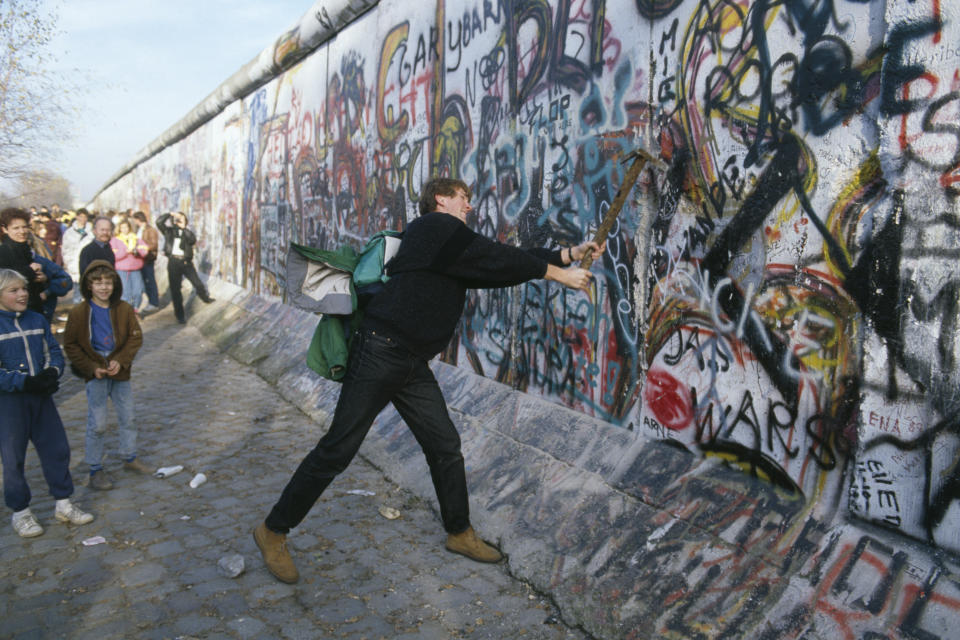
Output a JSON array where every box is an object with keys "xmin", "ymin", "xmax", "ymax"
[{"xmin": 418, "ymin": 178, "xmax": 471, "ymax": 216}]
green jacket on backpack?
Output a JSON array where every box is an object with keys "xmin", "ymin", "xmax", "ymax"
[{"xmin": 286, "ymin": 231, "xmax": 402, "ymax": 381}]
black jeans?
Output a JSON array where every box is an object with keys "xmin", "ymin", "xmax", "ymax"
[
  {"xmin": 266, "ymin": 329, "xmax": 470, "ymax": 534},
  {"xmin": 167, "ymin": 257, "xmax": 209, "ymax": 321}
]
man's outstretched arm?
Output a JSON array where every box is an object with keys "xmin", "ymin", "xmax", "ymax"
[{"xmin": 544, "ymin": 240, "xmax": 605, "ymax": 291}]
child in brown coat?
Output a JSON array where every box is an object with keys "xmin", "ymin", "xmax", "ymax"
[{"xmin": 64, "ymin": 260, "xmax": 148, "ymax": 490}]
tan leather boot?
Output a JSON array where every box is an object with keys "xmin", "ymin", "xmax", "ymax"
[
  {"xmin": 253, "ymin": 522, "xmax": 299, "ymax": 583},
  {"xmin": 445, "ymin": 526, "xmax": 503, "ymax": 563}
]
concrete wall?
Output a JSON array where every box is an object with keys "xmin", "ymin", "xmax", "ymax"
[
  {"xmin": 95, "ymin": 0, "xmax": 960, "ymax": 636},
  {"xmin": 184, "ymin": 277, "xmax": 960, "ymax": 640}
]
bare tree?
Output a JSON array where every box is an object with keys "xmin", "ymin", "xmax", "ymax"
[
  {"xmin": 0, "ymin": 0, "xmax": 74, "ymax": 179},
  {"xmin": 0, "ymin": 169, "xmax": 73, "ymax": 209}
]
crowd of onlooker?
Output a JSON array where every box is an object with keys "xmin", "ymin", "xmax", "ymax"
[
  {"xmin": 1, "ymin": 203, "xmax": 214, "ymax": 539},
  {"xmin": 0, "ymin": 205, "xmax": 213, "ymax": 324},
  {"xmin": 2, "ymin": 205, "xmax": 162, "ymax": 322}
]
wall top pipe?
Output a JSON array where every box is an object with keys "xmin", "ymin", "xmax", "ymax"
[{"xmin": 92, "ymin": 0, "xmax": 379, "ymax": 202}]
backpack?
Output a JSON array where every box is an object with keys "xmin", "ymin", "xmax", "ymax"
[
  {"xmin": 353, "ymin": 230, "xmax": 403, "ymax": 305},
  {"xmin": 286, "ymin": 230, "xmax": 403, "ymax": 381}
]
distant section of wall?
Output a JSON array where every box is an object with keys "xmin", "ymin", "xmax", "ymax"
[
  {"xmin": 95, "ymin": 0, "xmax": 960, "ymax": 616},
  {"xmin": 97, "ymin": 0, "xmax": 380, "ymax": 193}
]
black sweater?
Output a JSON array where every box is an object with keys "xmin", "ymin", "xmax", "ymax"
[
  {"xmin": 78, "ymin": 240, "xmax": 115, "ymax": 276},
  {"xmin": 0, "ymin": 236, "xmax": 45, "ymax": 312},
  {"xmin": 363, "ymin": 212, "xmax": 562, "ymax": 358}
]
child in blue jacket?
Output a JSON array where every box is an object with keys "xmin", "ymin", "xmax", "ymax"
[{"xmin": 0, "ymin": 268, "xmax": 93, "ymax": 537}]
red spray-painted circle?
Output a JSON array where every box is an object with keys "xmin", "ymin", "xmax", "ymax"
[{"xmin": 644, "ymin": 368, "xmax": 693, "ymax": 431}]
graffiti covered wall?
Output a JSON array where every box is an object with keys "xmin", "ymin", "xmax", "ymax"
[{"xmin": 95, "ymin": 0, "xmax": 960, "ymax": 581}]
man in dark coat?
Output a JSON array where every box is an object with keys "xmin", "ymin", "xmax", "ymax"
[
  {"xmin": 156, "ymin": 211, "xmax": 213, "ymax": 323},
  {"xmin": 253, "ymin": 177, "xmax": 604, "ymax": 583},
  {"xmin": 78, "ymin": 217, "xmax": 116, "ymax": 276}
]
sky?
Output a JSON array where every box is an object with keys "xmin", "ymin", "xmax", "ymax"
[{"xmin": 45, "ymin": 0, "xmax": 316, "ymax": 204}]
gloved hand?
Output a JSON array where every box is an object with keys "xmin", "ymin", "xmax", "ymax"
[
  {"xmin": 22, "ymin": 374, "xmax": 48, "ymax": 394},
  {"xmin": 39, "ymin": 367, "xmax": 60, "ymax": 394},
  {"xmin": 22, "ymin": 368, "xmax": 59, "ymax": 395},
  {"xmin": 39, "ymin": 367, "xmax": 59, "ymax": 381}
]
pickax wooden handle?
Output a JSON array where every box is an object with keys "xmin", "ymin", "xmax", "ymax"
[{"xmin": 580, "ymin": 148, "xmax": 662, "ymax": 269}]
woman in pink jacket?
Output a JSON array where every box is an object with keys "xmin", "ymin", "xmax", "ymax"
[{"xmin": 110, "ymin": 219, "xmax": 148, "ymax": 313}]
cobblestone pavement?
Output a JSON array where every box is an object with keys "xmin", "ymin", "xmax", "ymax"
[{"xmin": 0, "ymin": 305, "xmax": 590, "ymax": 640}]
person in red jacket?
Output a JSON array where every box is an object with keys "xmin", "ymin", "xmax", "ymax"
[{"xmin": 110, "ymin": 219, "xmax": 148, "ymax": 313}]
